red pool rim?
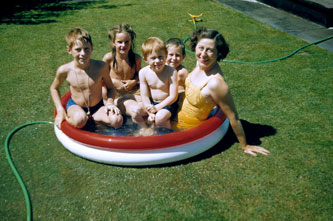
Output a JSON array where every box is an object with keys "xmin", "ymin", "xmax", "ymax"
[{"xmin": 55, "ymin": 91, "xmax": 227, "ymax": 151}]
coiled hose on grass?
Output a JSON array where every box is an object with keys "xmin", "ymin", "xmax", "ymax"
[{"xmin": 4, "ymin": 121, "xmax": 54, "ymax": 221}]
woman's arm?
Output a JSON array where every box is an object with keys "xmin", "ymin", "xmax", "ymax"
[{"xmin": 209, "ymin": 78, "xmax": 270, "ymax": 156}]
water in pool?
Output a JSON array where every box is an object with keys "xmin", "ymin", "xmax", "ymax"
[
  {"xmin": 83, "ymin": 115, "xmax": 175, "ymax": 137},
  {"xmin": 82, "ymin": 107, "xmax": 217, "ymax": 136}
]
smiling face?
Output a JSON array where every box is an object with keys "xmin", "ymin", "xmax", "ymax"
[
  {"xmin": 166, "ymin": 45, "xmax": 185, "ymax": 69},
  {"xmin": 68, "ymin": 39, "xmax": 92, "ymax": 66},
  {"xmin": 195, "ymin": 38, "xmax": 218, "ymax": 71},
  {"xmin": 146, "ymin": 50, "xmax": 166, "ymax": 73},
  {"xmin": 113, "ymin": 32, "xmax": 132, "ymax": 55}
]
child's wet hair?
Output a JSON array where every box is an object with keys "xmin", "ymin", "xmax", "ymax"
[
  {"xmin": 189, "ymin": 27, "xmax": 229, "ymax": 61},
  {"xmin": 66, "ymin": 27, "xmax": 93, "ymax": 49},
  {"xmin": 108, "ymin": 24, "xmax": 136, "ymax": 68},
  {"xmin": 166, "ymin": 38, "xmax": 186, "ymax": 56},
  {"xmin": 141, "ymin": 37, "xmax": 167, "ymax": 60}
]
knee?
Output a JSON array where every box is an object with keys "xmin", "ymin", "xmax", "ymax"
[
  {"xmin": 109, "ymin": 114, "xmax": 123, "ymax": 129},
  {"xmin": 155, "ymin": 111, "xmax": 170, "ymax": 126},
  {"xmin": 130, "ymin": 106, "xmax": 145, "ymax": 121},
  {"xmin": 68, "ymin": 111, "xmax": 88, "ymax": 128}
]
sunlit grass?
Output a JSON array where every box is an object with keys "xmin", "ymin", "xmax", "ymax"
[{"xmin": 0, "ymin": 0, "xmax": 332, "ymax": 220}]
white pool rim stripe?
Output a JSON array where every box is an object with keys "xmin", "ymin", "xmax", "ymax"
[{"xmin": 54, "ymin": 118, "xmax": 229, "ymax": 166}]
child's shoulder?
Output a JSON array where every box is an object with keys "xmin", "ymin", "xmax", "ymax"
[
  {"xmin": 91, "ymin": 59, "xmax": 106, "ymax": 67},
  {"xmin": 164, "ymin": 65, "xmax": 176, "ymax": 74},
  {"xmin": 103, "ymin": 52, "xmax": 113, "ymax": 62},
  {"xmin": 177, "ymin": 65, "xmax": 189, "ymax": 74},
  {"xmin": 177, "ymin": 64, "xmax": 188, "ymax": 72},
  {"xmin": 139, "ymin": 65, "xmax": 150, "ymax": 73},
  {"xmin": 57, "ymin": 61, "xmax": 73, "ymax": 74}
]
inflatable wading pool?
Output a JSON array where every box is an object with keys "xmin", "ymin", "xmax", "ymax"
[{"xmin": 54, "ymin": 91, "xmax": 229, "ymax": 166}]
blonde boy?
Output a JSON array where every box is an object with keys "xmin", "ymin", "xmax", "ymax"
[
  {"xmin": 139, "ymin": 37, "xmax": 178, "ymax": 129},
  {"xmin": 166, "ymin": 38, "xmax": 189, "ymax": 93},
  {"xmin": 50, "ymin": 27, "xmax": 123, "ymax": 129}
]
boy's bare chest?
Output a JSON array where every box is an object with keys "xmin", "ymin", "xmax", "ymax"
[
  {"xmin": 67, "ymin": 69, "xmax": 100, "ymax": 90},
  {"xmin": 147, "ymin": 74, "xmax": 170, "ymax": 89}
]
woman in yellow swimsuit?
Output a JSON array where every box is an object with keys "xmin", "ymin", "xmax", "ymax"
[{"xmin": 177, "ymin": 27, "xmax": 270, "ymax": 157}]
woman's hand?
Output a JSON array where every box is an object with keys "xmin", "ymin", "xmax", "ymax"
[{"xmin": 243, "ymin": 145, "xmax": 270, "ymax": 157}]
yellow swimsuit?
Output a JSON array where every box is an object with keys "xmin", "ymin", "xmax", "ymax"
[{"xmin": 176, "ymin": 73, "xmax": 224, "ymax": 129}]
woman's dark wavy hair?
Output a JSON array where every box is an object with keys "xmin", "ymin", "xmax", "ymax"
[
  {"xmin": 108, "ymin": 24, "xmax": 136, "ymax": 68},
  {"xmin": 189, "ymin": 27, "xmax": 229, "ymax": 61}
]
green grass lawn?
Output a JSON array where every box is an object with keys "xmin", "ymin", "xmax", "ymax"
[{"xmin": 1, "ymin": 0, "xmax": 332, "ymax": 220}]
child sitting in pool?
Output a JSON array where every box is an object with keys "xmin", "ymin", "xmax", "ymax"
[
  {"xmin": 139, "ymin": 37, "xmax": 178, "ymax": 129},
  {"xmin": 103, "ymin": 24, "xmax": 147, "ymax": 128},
  {"xmin": 166, "ymin": 38, "xmax": 189, "ymax": 94},
  {"xmin": 50, "ymin": 27, "xmax": 123, "ymax": 129}
]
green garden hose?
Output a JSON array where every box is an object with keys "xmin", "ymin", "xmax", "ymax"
[
  {"xmin": 4, "ymin": 121, "xmax": 54, "ymax": 221},
  {"xmin": 184, "ymin": 34, "xmax": 333, "ymax": 63},
  {"xmin": 184, "ymin": 16, "xmax": 333, "ymax": 63},
  {"xmin": 223, "ymin": 35, "xmax": 333, "ymax": 64}
]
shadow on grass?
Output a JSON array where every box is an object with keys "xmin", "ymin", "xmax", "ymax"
[
  {"xmin": 0, "ymin": 0, "xmax": 133, "ymax": 25},
  {"xmin": 144, "ymin": 119, "xmax": 277, "ymax": 168}
]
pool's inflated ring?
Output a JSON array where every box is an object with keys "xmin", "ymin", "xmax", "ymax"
[{"xmin": 54, "ymin": 91, "xmax": 229, "ymax": 166}]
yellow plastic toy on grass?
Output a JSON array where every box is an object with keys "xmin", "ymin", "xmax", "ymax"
[{"xmin": 188, "ymin": 13, "xmax": 203, "ymax": 24}]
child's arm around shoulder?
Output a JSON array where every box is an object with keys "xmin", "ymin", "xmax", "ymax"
[
  {"xmin": 178, "ymin": 65, "xmax": 189, "ymax": 81},
  {"xmin": 102, "ymin": 52, "xmax": 112, "ymax": 70},
  {"xmin": 50, "ymin": 63, "xmax": 70, "ymax": 128}
]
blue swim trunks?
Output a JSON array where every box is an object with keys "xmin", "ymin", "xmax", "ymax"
[
  {"xmin": 66, "ymin": 97, "xmax": 104, "ymax": 115},
  {"xmin": 151, "ymin": 99, "xmax": 179, "ymax": 119}
]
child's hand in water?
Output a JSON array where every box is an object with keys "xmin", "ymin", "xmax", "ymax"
[{"xmin": 147, "ymin": 113, "xmax": 155, "ymax": 124}]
